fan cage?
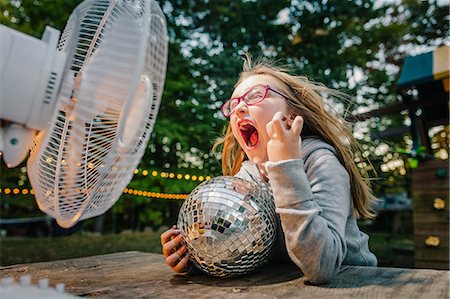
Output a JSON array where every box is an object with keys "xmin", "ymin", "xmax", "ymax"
[{"xmin": 28, "ymin": 0, "xmax": 168, "ymax": 227}]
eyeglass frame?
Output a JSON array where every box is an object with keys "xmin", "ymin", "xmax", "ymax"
[{"xmin": 220, "ymin": 84, "xmax": 291, "ymax": 117}]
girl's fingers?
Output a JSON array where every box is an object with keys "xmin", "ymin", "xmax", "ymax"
[
  {"xmin": 291, "ymin": 116, "xmax": 304, "ymax": 135},
  {"xmin": 162, "ymin": 234, "xmax": 183, "ymax": 257},
  {"xmin": 160, "ymin": 227, "xmax": 179, "ymax": 245},
  {"xmin": 173, "ymin": 253, "xmax": 190, "ymax": 273},
  {"xmin": 285, "ymin": 118, "xmax": 293, "ymax": 130},
  {"xmin": 266, "ymin": 121, "xmax": 273, "ymax": 138},
  {"xmin": 166, "ymin": 245, "xmax": 187, "ymax": 267},
  {"xmin": 270, "ymin": 112, "xmax": 286, "ymax": 138}
]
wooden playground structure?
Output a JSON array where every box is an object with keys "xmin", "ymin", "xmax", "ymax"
[{"xmin": 355, "ymin": 46, "xmax": 449, "ymax": 269}]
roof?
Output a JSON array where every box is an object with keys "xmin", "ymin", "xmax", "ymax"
[{"xmin": 397, "ymin": 46, "xmax": 449, "ymax": 89}]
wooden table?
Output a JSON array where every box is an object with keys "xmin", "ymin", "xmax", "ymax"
[{"xmin": 1, "ymin": 251, "xmax": 449, "ymax": 298}]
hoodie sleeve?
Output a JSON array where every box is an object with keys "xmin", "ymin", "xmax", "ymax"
[{"xmin": 265, "ymin": 149, "xmax": 351, "ymax": 285}]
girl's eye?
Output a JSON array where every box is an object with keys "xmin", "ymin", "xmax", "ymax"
[
  {"xmin": 246, "ymin": 90, "xmax": 264, "ymax": 103},
  {"xmin": 228, "ymin": 99, "xmax": 239, "ymax": 109}
]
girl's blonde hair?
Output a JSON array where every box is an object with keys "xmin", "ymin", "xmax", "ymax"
[{"xmin": 213, "ymin": 55, "xmax": 376, "ymax": 219}]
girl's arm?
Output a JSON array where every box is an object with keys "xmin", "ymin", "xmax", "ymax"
[
  {"xmin": 264, "ymin": 112, "xmax": 351, "ymax": 284},
  {"xmin": 265, "ymin": 150, "xmax": 350, "ymax": 285}
]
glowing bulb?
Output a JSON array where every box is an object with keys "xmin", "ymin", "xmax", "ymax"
[
  {"xmin": 184, "ymin": 174, "xmax": 190, "ymax": 180},
  {"xmin": 152, "ymin": 171, "xmax": 158, "ymax": 176},
  {"xmin": 142, "ymin": 170, "xmax": 148, "ymax": 176},
  {"xmin": 134, "ymin": 169, "xmax": 139, "ymax": 174}
]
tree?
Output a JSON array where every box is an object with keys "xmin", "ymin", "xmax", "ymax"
[
  {"xmin": 159, "ymin": 0, "xmax": 449, "ymax": 197},
  {"xmin": 1, "ymin": 0, "xmax": 448, "ymax": 230}
]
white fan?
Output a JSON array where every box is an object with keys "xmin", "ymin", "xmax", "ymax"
[{"xmin": 0, "ymin": 0, "xmax": 168, "ymax": 228}]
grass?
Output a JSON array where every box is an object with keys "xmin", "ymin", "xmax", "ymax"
[
  {"xmin": 0, "ymin": 231, "xmax": 414, "ymax": 267},
  {"xmin": 0, "ymin": 231, "xmax": 163, "ymax": 266}
]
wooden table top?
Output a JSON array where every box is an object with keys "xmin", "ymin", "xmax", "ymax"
[{"xmin": 1, "ymin": 251, "xmax": 449, "ymax": 298}]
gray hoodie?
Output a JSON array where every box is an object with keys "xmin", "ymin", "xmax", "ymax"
[{"xmin": 235, "ymin": 137, "xmax": 377, "ymax": 284}]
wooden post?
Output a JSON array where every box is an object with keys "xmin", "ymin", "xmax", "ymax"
[{"xmin": 411, "ymin": 159, "xmax": 449, "ymax": 269}]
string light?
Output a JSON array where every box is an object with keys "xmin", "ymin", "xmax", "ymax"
[
  {"xmin": 133, "ymin": 168, "xmax": 212, "ymax": 182},
  {"xmin": 15, "ymin": 168, "xmax": 211, "ymax": 182},
  {"xmin": 1, "ymin": 187, "xmax": 188, "ymax": 201},
  {"xmin": 122, "ymin": 187, "xmax": 188, "ymax": 200},
  {"xmin": 1, "ymin": 188, "xmax": 34, "ymax": 196}
]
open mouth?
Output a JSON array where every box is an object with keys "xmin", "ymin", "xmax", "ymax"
[{"xmin": 240, "ymin": 123, "xmax": 258, "ymax": 148}]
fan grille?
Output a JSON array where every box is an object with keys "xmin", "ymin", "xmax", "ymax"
[{"xmin": 28, "ymin": 0, "xmax": 168, "ymax": 227}]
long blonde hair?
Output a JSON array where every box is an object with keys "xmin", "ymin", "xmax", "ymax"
[{"xmin": 213, "ymin": 55, "xmax": 376, "ymax": 219}]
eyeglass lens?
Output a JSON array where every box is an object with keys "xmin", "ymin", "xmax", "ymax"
[{"xmin": 224, "ymin": 85, "xmax": 267, "ymax": 115}]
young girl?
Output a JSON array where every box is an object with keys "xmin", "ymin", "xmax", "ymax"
[{"xmin": 161, "ymin": 56, "xmax": 378, "ymax": 284}]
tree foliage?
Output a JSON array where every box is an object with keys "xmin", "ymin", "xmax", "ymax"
[{"xmin": 1, "ymin": 0, "xmax": 448, "ymax": 230}]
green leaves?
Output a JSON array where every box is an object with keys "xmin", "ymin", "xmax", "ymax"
[{"xmin": 1, "ymin": 0, "xmax": 448, "ymax": 229}]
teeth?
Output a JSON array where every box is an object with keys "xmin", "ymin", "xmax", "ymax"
[{"xmin": 239, "ymin": 121, "xmax": 252, "ymax": 129}]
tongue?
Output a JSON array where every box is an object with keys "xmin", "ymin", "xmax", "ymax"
[{"xmin": 247, "ymin": 131, "xmax": 258, "ymax": 147}]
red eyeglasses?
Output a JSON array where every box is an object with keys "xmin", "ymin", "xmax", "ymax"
[{"xmin": 220, "ymin": 84, "xmax": 290, "ymax": 117}]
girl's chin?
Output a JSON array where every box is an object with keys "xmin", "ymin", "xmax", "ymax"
[
  {"xmin": 245, "ymin": 153, "xmax": 268, "ymax": 165},
  {"xmin": 240, "ymin": 141, "xmax": 268, "ymax": 164}
]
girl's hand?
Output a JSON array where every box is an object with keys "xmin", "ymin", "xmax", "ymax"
[
  {"xmin": 161, "ymin": 225, "xmax": 191, "ymax": 274},
  {"xmin": 266, "ymin": 112, "xmax": 304, "ymax": 162}
]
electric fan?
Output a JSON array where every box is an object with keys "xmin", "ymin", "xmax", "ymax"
[{"xmin": 0, "ymin": 0, "xmax": 168, "ymax": 228}]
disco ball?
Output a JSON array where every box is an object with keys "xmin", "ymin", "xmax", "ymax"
[{"xmin": 177, "ymin": 176, "xmax": 276, "ymax": 278}]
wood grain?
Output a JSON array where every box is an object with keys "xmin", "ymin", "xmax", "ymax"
[{"xmin": 1, "ymin": 252, "xmax": 449, "ymax": 299}]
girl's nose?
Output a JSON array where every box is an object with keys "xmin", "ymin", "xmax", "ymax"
[{"xmin": 234, "ymin": 100, "xmax": 248, "ymax": 116}]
